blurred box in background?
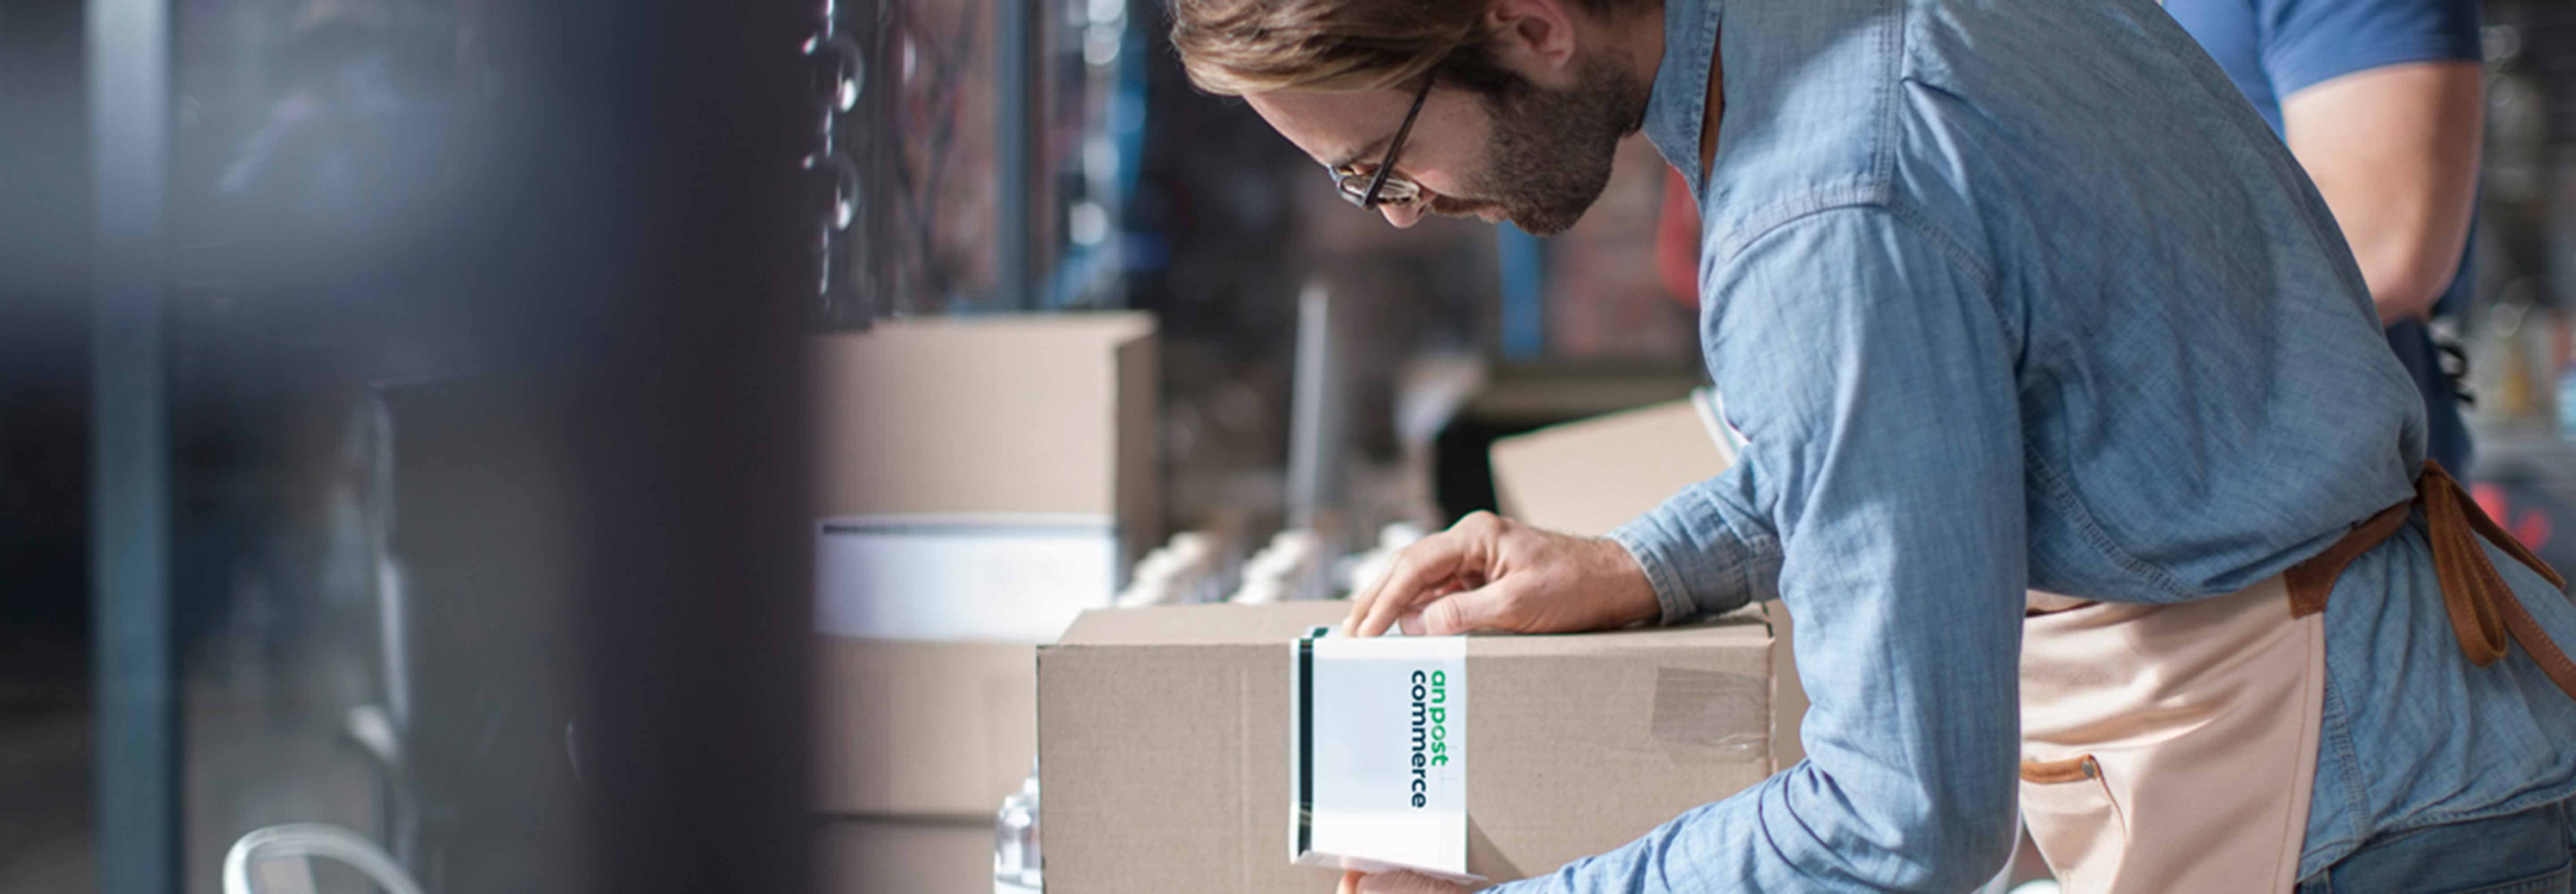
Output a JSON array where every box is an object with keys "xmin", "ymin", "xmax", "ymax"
[
  {"xmin": 813, "ymin": 639, "xmax": 1038, "ymax": 817},
  {"xmin": 809, "ymin": 314, "xmax": 1160, "ymax": 839},
  {"xmin": 809, "ymin": 312, "xmax": 1161, "ymax": 561},
  {"xmin": 1489, "ymin": 390, "xmax": 1736, "ymax": 536}
]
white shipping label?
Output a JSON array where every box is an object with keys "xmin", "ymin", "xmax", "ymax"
[{"xmin": 1290, "ymin": 626, "xmax": 1476, "ymax": 883}]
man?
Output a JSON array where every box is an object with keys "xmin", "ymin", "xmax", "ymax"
[
  {"xmin": 1172, "ymin": 0, "xmax": 2576, "ymax": 892},
  {"xmin": 2164, "ymin": 0, "xmax": 2487, "ymax": 478}
]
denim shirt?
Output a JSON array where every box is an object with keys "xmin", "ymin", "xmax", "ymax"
[{"xmin": 1492, "ymin": 0, "xmax": 2576, "ymax": 890}]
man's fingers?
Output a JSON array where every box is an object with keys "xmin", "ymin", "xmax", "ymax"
[
  {"xmin": 1417, "ymin": 581, "xmax": 1519, "ymax": 636},
  {"xmin": 1339, "ymin": 870, "xmax": 1363, "ymax": 894},
  {"xmin": 1353, "ymin": 532, "xmax": 1471, "ymax": 637},
  {"xmin": 1343, "ymin": 554, "xmax": 1393, "ymax": 635},
  {"xmin": 1342, "ymin": 534, "xmax": 1437, "ymax": 634}
]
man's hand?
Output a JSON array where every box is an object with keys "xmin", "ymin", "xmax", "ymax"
[
  {"xmin": 1343, "ymin": 510, "xmax": 1659, "ymax": 637},
  {"xmin": 1339, "ymin": 870, "xmax": 1473, "ymax": 894}
]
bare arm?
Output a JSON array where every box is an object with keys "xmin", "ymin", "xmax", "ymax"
[{"xmin": 2281, "ymin": 61, "xmax": 2483, "ymax": 325}]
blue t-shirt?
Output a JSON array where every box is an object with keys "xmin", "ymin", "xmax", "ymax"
[{"xmin": 2165, "ymin": 0, "xmax": 2484, "ymax": 475}]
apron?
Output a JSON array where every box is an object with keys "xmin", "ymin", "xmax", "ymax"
[{"xmin": 2017, "ymin": 462, "xmax": 2573, "ymax": 893}]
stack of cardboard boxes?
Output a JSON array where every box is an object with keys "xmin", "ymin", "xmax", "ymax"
[
  {"xmin": 813, "ymin": 321, "xmax": 1802, "ymax": 891},
  {"xmin": 809, "ymin": 313, "xmax": 1159, "ymax": 894}
]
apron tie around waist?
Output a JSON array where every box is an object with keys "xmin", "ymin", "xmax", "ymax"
[{"xmin": 2284, "ymin": 460, "xmax": 2572, "ymax": 698}]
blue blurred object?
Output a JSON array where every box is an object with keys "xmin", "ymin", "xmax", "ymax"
[
  {"xmin": 2558, "ymin": 360, "xmax": 2576, "ymax": 441},
  {"xmin": 1497, "ymin": 224, "xmax": 1546, "ymax": 359}
]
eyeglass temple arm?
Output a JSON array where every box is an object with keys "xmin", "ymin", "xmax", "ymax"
[{"xmin": 1360, "ymin": 76, "xmax": 1434, "ymax": 208}]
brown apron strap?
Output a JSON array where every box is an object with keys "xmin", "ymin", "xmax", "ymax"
[
  {"xmin": 2286, "ymin": 501, "xmax": 2412, "ymax": 618},
  {"xmin": 2419, "ymin": 461, "xmax": 2576, "ymax": 699},
  {"xmin": 2279, "ymin": 461, "xmax": 2574, "ymax": 700},
  {"xmin": 2426, "ymin": 461, "xmax": 2568, "ymax": 592}
]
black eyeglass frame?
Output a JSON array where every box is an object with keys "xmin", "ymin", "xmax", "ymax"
[{"xmin": 1334, "ymin": 74, "xmax": 1435, "ymax": 210}]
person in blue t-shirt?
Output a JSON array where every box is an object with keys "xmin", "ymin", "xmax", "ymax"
[{"xmin": 2165, "ymin": 0, "xmax": 2486, "ymax": 476}]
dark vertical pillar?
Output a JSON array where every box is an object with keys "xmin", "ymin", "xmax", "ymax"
[
  {"xmin": 87, "ymin": 0, "xmax": 177, "ymax": 891},
  {"xmin": 998, "ymin": 0, "xmax": 1039, "ymax": 308}
]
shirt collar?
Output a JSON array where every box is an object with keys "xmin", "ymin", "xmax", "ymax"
[{"xmin": 1640, "ymin": 0, "xmax": 1722, "ymax": 199}]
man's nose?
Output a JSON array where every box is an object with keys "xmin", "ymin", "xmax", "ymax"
[{"xmin": 1379, "ymin": 203, "xmax": 1423, "ymax": 228}]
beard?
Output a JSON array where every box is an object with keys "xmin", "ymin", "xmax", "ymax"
[{"xmin": 1439, "ymin": 57, "xmax": 1651, "ymax": 236}]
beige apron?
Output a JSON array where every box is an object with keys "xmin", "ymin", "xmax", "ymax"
[{"xmin": 2017, "ymin": 462, "xmax": 2573, "ymax": 893}]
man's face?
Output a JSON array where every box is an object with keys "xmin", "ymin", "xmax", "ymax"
[{"xmin": 1245, "ymin": 58, "xmax": 1648, "ymax": 236}]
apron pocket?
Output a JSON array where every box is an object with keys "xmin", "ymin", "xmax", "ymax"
[{"xmin": 2021, "ymin": 753, "xmax": 2129, "ymax": 890}]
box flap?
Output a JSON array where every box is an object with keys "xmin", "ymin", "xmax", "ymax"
[
  {"xmin": 1051, "ymin": 601, "xmax": 1351, "ymax": 648},
  {"xmin": 1051, "ymin": 603, "xmax": 1770, "ymax": 652},
  {"xmin": 1456, "ymin": 614, "xmax": 1767, "ymax": 655}
]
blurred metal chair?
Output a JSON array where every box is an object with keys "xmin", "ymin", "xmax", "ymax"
[{"xmin": 222, "ymin": 823, "xmax": 427, "ymax": 894}]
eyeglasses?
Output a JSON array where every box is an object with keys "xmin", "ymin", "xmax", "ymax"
[{"xmin": 1332, "ymin": 74, "xmax": 1433, "ymax": 211}]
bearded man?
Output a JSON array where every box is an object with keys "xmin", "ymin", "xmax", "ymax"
[{"xmin": 1171, "ymin": 0, "xmax": 2576, "ymax": 890}]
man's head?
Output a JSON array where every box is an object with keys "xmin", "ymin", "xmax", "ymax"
[{"xmin": 1173, "ymin": 0, "xmax": 1662, "ymax": 235}]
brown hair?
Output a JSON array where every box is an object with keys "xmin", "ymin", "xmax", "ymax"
[{"xmin": 1169, "ymin": 0, "xmax": 1652, "ymax": 97}]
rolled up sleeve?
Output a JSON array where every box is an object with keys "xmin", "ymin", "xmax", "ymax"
[{"xmin": 1608, "ymin": 465, "xmax": 1782, "ymax": 624}]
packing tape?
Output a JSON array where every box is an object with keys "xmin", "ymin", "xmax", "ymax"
[{"xmin": 1648, "ymin": 666, "xmax": 1769, "ymax": 762}]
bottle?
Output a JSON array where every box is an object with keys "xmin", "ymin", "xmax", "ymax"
[{"xmin": 994, "ymin": 763, "xmax": 1042, "ymax": 893}]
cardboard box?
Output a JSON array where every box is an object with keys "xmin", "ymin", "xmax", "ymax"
[
  {"xmin": 1487, "ymin": 392, "xmax": 1804, "ymax": 770},
  {"xmin": 1037, "ymin": 602, "xmax": 1787, "ymax": 892},
  {"xmin": 814, "ymin": 638, "xmax": 1035, "ymax": 817},
  {"xmin": 1488, "ymin": 390, "xmax": 1736, "ymax": 535},
  {"xmin": 817, "ymin": 817, "xmax": 995, "ymax": 894},
  {"xmin": 808, "ymin": 313, "xmax": 1161, "ymax": 559}
]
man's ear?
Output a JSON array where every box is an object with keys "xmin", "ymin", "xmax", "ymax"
[{"xmin": 1483, "ymin": 0, "xmax": 1582, "ymax": 87}]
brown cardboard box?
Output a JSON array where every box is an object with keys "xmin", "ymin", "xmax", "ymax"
[
  {"xmin": 1487, "ymin": 394, "xmax": 1805, "ymax": 771},
  {"xmin": 1488, "ymin": 394, "xmax": 1733, "ymax": 535},
  {"xmin": 814, "ymin": 638, "xmax": 1035, "ymax": 817},
  {"xmin": 817, "ymin": 817, "xmax": 995, "ymax": 894},
  {"xmin": 809, "ymin": 312, "xmax": 1161, "ymax": 555},
  {"xmin": 1036, "ymin": 602, "xmax": 1786, "ymax": 892}
]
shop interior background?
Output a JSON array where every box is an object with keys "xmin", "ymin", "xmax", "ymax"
[{"xmin": 3, "ymin": 0, "xmax": 2574, "ymax": 890}]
